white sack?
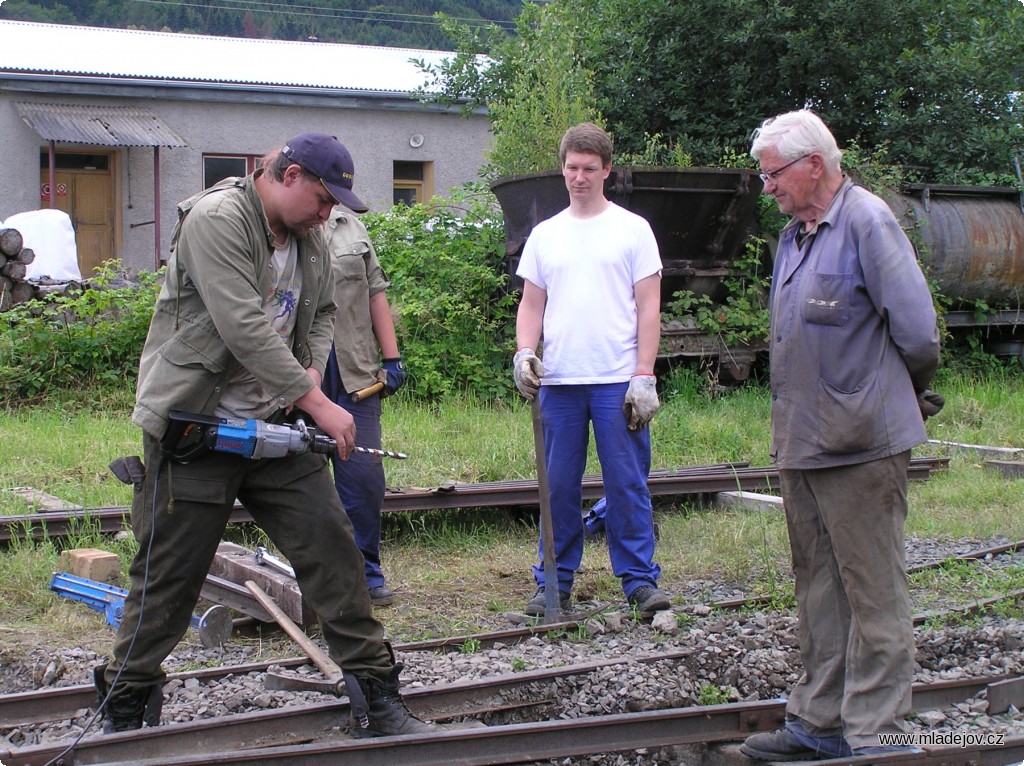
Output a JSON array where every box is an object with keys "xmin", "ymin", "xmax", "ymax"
[{"xmin": 3, "ymin": 209, "xmax": 82, "ymax": 282}]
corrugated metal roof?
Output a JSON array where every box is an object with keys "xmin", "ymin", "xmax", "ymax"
[
  {"xmin": 16, "ymin": 102, "xmax": 188, "ymax": 147},
  {"xmin": 0, "ymin": 19, "xmax": 450, "ymax": 93}
]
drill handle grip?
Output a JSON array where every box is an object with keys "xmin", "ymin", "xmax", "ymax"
[{"xmin": 162, "ymin": 410, "xmax": 222, "ymax": 462}]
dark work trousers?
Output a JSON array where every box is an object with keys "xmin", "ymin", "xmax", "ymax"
[
  {"xmin": 780, "ymin": 450, "xmax": 914, "ymax": 748},
  {"xmin": 104, "ymin": 432, "xmax": 390, "ymax": 697},
  {"xmin": 322, "ymin": 349, "xmax": 388, "ymax": 589}
]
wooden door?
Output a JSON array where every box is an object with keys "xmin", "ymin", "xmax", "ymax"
[{"xmin": 41, "ymin": 165, "xmax": 115, "ymax": 277}]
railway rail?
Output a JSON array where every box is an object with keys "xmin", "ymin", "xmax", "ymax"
[
  {"xmin": 5, "ymin": 537, "xmax": 1022, "ymax": 766},
  {"xmin": 0, "ymin": 457, "xmax": 948, "ymax": 542},
  {"xmin": 3, "ymin": 535, "xmax": 1016, "ymax": 730},
  {"xmin": 4, "ymin": 671, "xmax": 1021, "ymax": 766},
  {"xmin": 0, "ymin": 614, "xmax": 608, "ymax": 728}
]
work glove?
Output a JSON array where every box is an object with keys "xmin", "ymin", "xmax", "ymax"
[
  {"xmin": 513, "ymin": 348, "xmax": 544, "ymax": 400},
  {"xmin": 917, "ymin": 388, "xmax": 945, "ymax": 420},
  {"xmin": 380, "ymin": 357, "xmax": 406, "ymax": 397},
  {"xmin": 623, "ymin": 374, "xmax": 660, "ymax": 431}
]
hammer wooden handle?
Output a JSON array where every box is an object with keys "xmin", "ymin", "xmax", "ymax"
[
  {"xmin": 244, "ymin": 580, "xmax": 342, "ymax": 680},
  {"xmin": 351, "ymin": 381, "xmax": 385, "ymax": 402}
]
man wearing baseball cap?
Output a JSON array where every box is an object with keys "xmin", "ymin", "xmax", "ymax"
[
  {"xmin": 283, "ymin": 132, "xmax": 369, "ymax": 214},
  {"xmin": 95, "ymin": 133, "xmax": 439, "ymax": 740}
]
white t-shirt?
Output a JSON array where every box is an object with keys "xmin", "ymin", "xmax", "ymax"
[{"xmin": 516, "ymin": 202, "xmax": 661, "ymax": 385}]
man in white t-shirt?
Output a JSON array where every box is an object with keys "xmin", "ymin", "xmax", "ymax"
[{"xmin": 513, "ymin": 122, "xmax": 670, "ymax": 618}]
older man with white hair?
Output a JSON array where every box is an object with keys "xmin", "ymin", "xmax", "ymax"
[{"xmin": 741, "ymin": 110, "xmax": 941, "ymax": 760}]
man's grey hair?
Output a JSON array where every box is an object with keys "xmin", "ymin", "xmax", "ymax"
[{"xmin": 750, "ymin": 110, "xmax": 842, "ymax": 174}]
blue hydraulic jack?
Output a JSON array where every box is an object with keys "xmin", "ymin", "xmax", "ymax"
[{"xmin": 49, "ymin": 572, "xmax": 232, "ymax": 648}]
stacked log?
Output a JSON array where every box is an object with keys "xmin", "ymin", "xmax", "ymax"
[{"xmin": 0, "ymin": 227, "xmax": 42, "ymax": 311}]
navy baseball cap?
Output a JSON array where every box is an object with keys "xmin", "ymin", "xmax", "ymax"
[{"xmin": 282, "ymin": 132, "xmax": 368, "ymax": 213}]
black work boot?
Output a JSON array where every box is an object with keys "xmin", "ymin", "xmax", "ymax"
[
  {"xmin": 346, "ymin": 663, "xmax": 442, "ymax": 738},
  {"xmin": 93, "ymin": 664, "xmax": 163, "ymax": 733}
]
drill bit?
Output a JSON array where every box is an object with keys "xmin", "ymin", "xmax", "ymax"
[{"xmin": 355, "ymin": 446, "xmax": 408, "ymax": 460}]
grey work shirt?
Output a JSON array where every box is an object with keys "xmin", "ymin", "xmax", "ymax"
[
  {"xmin": 327, "ymin": 209, "xmax": 391, "ymax": 392},
  {"xmin": 769, "ymin": 178, "xmax": 940, "ymax": 469}
]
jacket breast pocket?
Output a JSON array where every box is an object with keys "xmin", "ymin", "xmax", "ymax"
[
  {"xmin": 816, "ymin": 371, "xmax": 887, "ymax": 454},
  {"xmin": 332, "ymin": 245, "xmax": 370, "ymax": 284},
  {"xmin": 802, "ymin": 273, "xmax": 851, "ymax": 327},
  {"xmin": 161, "ymin": 331, "xmax": 229, "ymax": 373}
]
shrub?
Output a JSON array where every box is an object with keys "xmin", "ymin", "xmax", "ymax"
[
  {"xmin": 364, "ymin": 183, "xmax": 517, "ymax": 400},
  {"xmin": 0, "ymin": 262, "xmax": 162, "ymax": 405}
]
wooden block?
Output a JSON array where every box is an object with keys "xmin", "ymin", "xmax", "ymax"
[
  {"xmin": 208, "ymin": 542, "xmax": 317, "ymax": 627},
  {"xmin": 712, "ymin": 490, "xmax": 784, "ymax": 513},
  {"xmin": 60, "ymin": 548, "xmax": 121, "ymax": 585},
  {"xmin": 984, "ymin": 460, "xmax": 1024, "ymax": 479}
]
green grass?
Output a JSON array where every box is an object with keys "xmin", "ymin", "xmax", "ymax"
[
  {"xmin": 0, "ymin": 390, "xmax": 137, "ymax": 512},
  {"xmin": 1, "ymin": 366, "xmax": 1022, "ymax": 647}
]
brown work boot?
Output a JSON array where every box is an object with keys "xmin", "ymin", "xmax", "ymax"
[
  {"xmin": 348, "ymin": 663, "xmax": 442, "ymax": 738},
  {"xmin": 93, "ymin": 664, "xmax": 163, "ymax": 733}
]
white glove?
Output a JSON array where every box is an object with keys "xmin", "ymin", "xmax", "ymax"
[
  {"xmin": 623, "ymin": 374, "xmax": 659, "ymax": 430},
  {"xmin": 513, "ymin": 348, "xmax": 544, "ymax": 400}
]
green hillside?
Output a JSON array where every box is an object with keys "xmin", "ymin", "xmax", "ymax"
[{"xmin": 0, "ymin": 0, "xmax": 522, "ymax": 49}]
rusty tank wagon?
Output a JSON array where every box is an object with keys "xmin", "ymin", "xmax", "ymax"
[
  {"xmin": 492, "ymin": 168, "xmax": 1024, "ymax": 380},
  {"xmin": 886, "ymin": 183, "xmax": 1024, "ymax": 361}
]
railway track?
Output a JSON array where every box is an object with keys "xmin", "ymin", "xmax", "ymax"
[
  {"xmin": 709, "ymin": 538, "xmax": 1024, "ymax": 612},
  {"xmin": 0, "ymin": 613, "xmax": 610, "ymax": 728},
  {"xmin": 6, "ymin": 535, "xmax": 1016, "ymax": 730},
  {"xmin": 5, "ymin": 536, "xmax": 1018, "ymax": 730},
  {"xmin": 4, "ymin": 544, "xmax": 1019, "ymax": 766},
  {"xmin": 4, "ymin": 670, "xmax": 1021, "ymax": 766},
  {"xmin": 0, "ymin": 457, "xmax": 948, "ymax": 541}
]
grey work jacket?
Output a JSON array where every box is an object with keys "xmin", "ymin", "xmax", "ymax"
[
  {"xmin": 769, "ymin": 179, "xmax": 940, "ymax": 469},
  {"xmin": 132, "ymin": 172, "xmax": 336, "ymax": 439}
]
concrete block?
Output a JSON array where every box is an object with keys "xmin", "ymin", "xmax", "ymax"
[
  {"xmin": 7, "ymin": 486, "xmax": 82, "ymax": 511},
  {"xmin": 928, "ymin": 439, "xmax": 1023, "ymax": 459},
  {"xmin": 984, "ymin": 460, "xmax": 1024, "ymax": 479},
  {"xmin": 59, "ymin": 548, "xmax": 121, "ymax": 584},
  {"xmin": 713, "ymin": 490, "xmax": 784, "ymax": 513}
]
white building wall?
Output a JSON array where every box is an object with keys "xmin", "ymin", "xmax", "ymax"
[
  {"xmin": 1, "ymin": 91, "xmax": 492, "ymax": 274},
  {"xmin": 0, "ymin": 100, "xmax": 52, "ymax": 221}
]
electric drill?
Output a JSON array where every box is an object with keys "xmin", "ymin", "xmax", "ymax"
[{"xmin": 162, "ymin": 410, "xmax": 336, "ymax": 462}]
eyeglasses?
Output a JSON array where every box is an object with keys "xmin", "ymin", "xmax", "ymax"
[{"xmin": 759, "ymin": 153, "xmax": 811, "ymax": 185}]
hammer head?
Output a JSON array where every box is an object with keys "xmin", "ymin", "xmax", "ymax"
[{"xmin": 265, "ymin": 667, "xmax": 346, "ymax": 696}]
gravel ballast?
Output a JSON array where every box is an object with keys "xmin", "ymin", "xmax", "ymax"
[{"xmin": 3, "ymin": 536, "xmax": 1023, "ymax": 765}]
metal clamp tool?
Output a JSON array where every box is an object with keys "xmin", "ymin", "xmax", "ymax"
[{"xmin": 50, "ymin": 572, "xmax": 232, "ymax": 648}]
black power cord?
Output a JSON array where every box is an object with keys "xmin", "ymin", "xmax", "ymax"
[{"xmin": 43, "ymin": 454, "xmax": 165, "ymax": 766}]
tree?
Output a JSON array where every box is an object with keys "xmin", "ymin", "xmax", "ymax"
[
  {"xmin": 420, "ymin": 2, "xmax": 602, "ymax": 177},
  {"xmin": 424, "ymin": 0, "xmax": 1024, "ymax": 183}
]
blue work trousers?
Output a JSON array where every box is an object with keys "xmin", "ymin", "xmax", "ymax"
[
  {"xmin": 323, "ymin": 347, "xmax": 388, "ymax": 588},
  {"xmin": 534, "ymin": 383, "xmax": 661, "ymax": 597}
]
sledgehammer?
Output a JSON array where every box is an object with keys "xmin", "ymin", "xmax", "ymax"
[{"xmin": 245, "ymin": 580, "xmax": 348, "ymax": 696}]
